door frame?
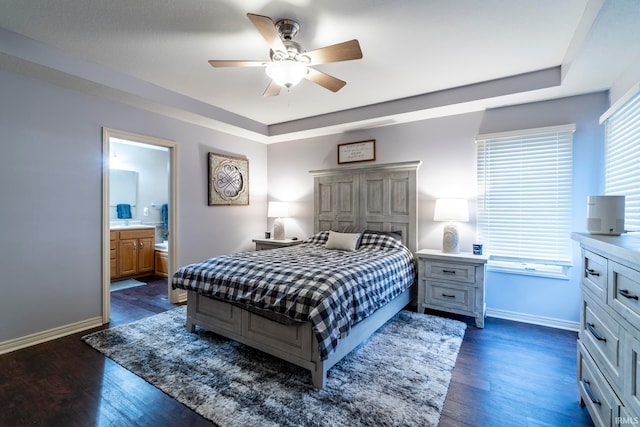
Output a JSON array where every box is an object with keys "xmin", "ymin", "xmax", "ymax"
[{"xmin": 101, "ymin": 127, "xmax": 180, "ymax": 324}]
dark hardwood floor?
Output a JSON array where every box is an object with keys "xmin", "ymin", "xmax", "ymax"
[
  {"xmin": 0, "ymin": 280, "xmax": 594, "ymax": 427},
  {"xmin": 438, "ymin": 310, "xmax": 594, "ymax": 427}
]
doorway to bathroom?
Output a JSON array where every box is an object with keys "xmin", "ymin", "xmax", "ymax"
[{"xmin": 101, "ymin": 128, "xmax": 178, "ymax": 324}]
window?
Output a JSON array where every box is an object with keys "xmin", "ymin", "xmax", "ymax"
[
  {"xmin": 476, "ymin": 124, "xmax": 575, "ymax": 279},
  {"xmin": 603, "ymin": 89, "xmax": 640, "ymax": 232}
]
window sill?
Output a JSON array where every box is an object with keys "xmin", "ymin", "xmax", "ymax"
[{"xmin": 487, "ymin": 258, "xmax": 572, "ymax": 280}]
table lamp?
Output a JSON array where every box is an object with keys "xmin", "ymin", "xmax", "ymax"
[
  {"xmin": 434, "ymin": 198, "xmax": 469, "ymax": 253},
  {"xmin": 268, "ymin": 201, "xmax": 289, "ymax": 240}
]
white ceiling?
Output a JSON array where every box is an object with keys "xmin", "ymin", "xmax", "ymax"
[{"xmin": 1, "ymin": 0, "xmax": 639, "ymax": 142}]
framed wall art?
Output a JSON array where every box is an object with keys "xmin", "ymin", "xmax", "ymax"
[
  {"xmin": 337, "ymin": 140, "xmax": 376, "ymax": 164},
  {"xmin": 208, "ymin": 152, "xmax": 249, "ymax": 206}
]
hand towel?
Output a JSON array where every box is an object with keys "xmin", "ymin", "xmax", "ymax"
[
  {"xmin": 116, "ymin": 204, "xmax": 132, "ymax": 219},
  {"xmin": 161, "ymin": 203, "xmax": 168, "ymax": 229}
]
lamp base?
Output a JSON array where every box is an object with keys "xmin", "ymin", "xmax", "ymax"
[
  {"xmin": 273, "ymin": 218, "xmax": 285, "ymax": 240},
  {"xmin": 442, "ymin": 223, "xmax": 460, "ymax": 253}
]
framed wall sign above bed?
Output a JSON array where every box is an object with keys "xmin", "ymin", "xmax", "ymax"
[{"xmin": 337, "ymin": 139, "xmax": 376, "ymax": 164}]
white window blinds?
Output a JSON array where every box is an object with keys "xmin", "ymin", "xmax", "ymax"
[
  {"xmin": 476, "ymin": 125, "xmax": 575, "ymax": 265},
  {"xmin": 604, "ymin": 91, "xmax": 640, "ymax": 232}
]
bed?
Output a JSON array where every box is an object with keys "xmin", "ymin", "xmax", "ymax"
[{"xmin": 172, "ymin": 161, "xmax": 421, "ymax": 388}]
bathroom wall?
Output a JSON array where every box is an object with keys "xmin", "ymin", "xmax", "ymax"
[{"xmin": 110, "ymin": 140, "xmax": 169, "ymax": 236}]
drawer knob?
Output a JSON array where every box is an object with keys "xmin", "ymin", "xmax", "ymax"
[
  {"xmin": 580, "ymin": 378, "xmax": 601, "ymax": 406},
  {"xmin": 442, "ymin": 293, "xmax": 456, "ymax": 299},
  {"xmin": 442, "ymin": 269, "xmax": 456, "ymax": 275},
  {"xmin": 585, "ymin": 268, "xmax": 600, "ymax": 277},
  {"xmin": 586, "ymin": 322, "xmax": 607, "ymax": 342},
  {"xmin": 618, "ymin": 289, "xmax": 639, "ymax": 300}
]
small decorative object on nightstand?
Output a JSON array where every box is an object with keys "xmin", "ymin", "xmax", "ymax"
[
  {"xmin": 416, "ymin": 248, "xmax": 489, "ymax": 328},
  {"xmin": 252, "ymin": 238, "xmax": 303, "ymax": 251}
]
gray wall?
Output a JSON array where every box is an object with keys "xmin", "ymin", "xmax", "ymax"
[
  {"xmin": 267, "ymin": 92, "xmax": 609, "ymax": 325},
  {"xmin": 0, "ymin": 68, "xmax": 267, "ymax": 342}
]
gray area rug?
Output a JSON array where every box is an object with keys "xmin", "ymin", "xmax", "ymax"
[{"xmin": 83, "ymin": 306, "xmax": 466, "ymax": 427}]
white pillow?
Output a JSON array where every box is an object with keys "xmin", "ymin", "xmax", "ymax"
[{"xmin": 325, "ymin": 231, "xmax": 361, "ymax": 251}]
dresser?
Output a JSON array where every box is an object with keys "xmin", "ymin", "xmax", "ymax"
[
  {"xmin": 572, "ymin": 233, "xmax": 640, "ymax": 426},
  {"xmin": 415, "ymin": 249, "xmax": 489, "ymax": 328}
]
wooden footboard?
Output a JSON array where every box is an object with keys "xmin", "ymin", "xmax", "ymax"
[{"xmin": 186, "ymin": 285, "xmax": 414, "ymax": 389}]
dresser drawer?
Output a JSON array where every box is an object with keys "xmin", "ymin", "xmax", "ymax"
[
  {"xmin": 578, "ymin": 341, "xmax": 623, "ymax": 427},
  {"xmin": 583, "ymin": 250, "xmax": 608, "ymax": 303},
  {"xmin": 581, "ymin": 294, "xmax": 623, "ymax": 393},
  {"xmin": 424, "ymin": 280, "xmax": 475, "ymax": 313},
  {"xmin": 623, "ymin": 336, "xmax": 640, "ymax": 418},
  {"xmin": 609, "ymin": 261, "xmax": 640, "ymax": 328},
  {"xmin": 424, "ymin": 260, "xmax": 476, "ymax": 284}
]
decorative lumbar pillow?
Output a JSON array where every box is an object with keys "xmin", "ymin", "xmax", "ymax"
[{"xmin": 325, "ymin": 230, "xmax": 362, "ymax": 251}]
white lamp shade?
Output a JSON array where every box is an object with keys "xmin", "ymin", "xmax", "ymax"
[
  {"xmin": 267, "ymin": 201, "xmax": 289, "ymax": 218},
  {"xmin": 265, "ymin": 61, "xmax": 308, "ymax": 88},
  {"xmin": 434, "ymin": 198, "xmax": 469, "ymax": 222}
]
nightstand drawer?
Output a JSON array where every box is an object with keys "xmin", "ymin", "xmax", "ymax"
[
  {"xmin": 427, "ymin": 261, "xmax": 476, "ymax": 284},
  {"xmin": 424, "ymin": 280, "xmax": 474, "ymax": 313}
]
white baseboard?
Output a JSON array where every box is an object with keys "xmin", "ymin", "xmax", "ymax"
[
  {"xmin": 0, "ymin": 316, "xmax": 104, "ymax": 355},
  {"xmin": 486, "ymin": 308, "xmax": 579, "ymax": 332}
]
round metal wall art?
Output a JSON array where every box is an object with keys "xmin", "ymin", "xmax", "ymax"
[{"xmin": 208, "ymin": 152, "xmax": 249, "ymax": 205}]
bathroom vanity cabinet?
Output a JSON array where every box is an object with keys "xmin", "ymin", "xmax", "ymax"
[
  {"xmin": 110, "ymin": 227, "xmax": 155, "ymax": 280},
  {"xmin": 155, "ymin": 249, "xmax": 168, "ymax": 278}
]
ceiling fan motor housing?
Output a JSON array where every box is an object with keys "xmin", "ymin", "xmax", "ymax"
[{"xmin": 275, "ymin": 19, "xmax": 300, "ymax": 41}]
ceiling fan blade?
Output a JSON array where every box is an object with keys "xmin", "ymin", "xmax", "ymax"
[
  {"xmin": 208, "ymin": 60, "xmax": 265, "ymax": 68},
  {"xmin": 305, "ymin": 67, "xmax": 347, "ymax": 92},
  {"xmin": 247, "ymin": 13, "xmax": 287, "ymax": 53},
  {"xmin": 263, "ymin": 80, "xmax": 281, "ymax": 97},
  {"xmin": 305, "ymin": 40, "xmax": 363, "ymax": 65}
]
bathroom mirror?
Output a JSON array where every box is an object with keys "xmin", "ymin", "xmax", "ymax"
[{"xmin": 110, "ymin": 169, "xmax": 138, "ymax": 207}]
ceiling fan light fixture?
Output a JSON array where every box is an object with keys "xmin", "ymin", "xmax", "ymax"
[{"xmin": 265, "ymin": 60, "xmax": 308, "ymax": 89}]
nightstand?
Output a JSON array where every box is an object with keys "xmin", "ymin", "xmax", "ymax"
[
  {"xmin": 252, "ymin": 238, "xmax": 303, "ymax": 251},
  {"xmin": 415, "ymin": 249, "xmax": 489, "ymax": 328}
]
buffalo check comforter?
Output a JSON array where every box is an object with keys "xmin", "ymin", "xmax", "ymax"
[{"xmin": 171, "ymin": 231, "xmax": 416, "ymax": 360}]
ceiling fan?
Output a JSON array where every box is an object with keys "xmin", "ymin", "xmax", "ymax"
[{"xmin": 208, "ymin": 13, "xmax": 363, "ymax": 96}]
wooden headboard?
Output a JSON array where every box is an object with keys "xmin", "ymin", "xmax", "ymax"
[{"xmin": 309, "ymin": 161, "xmax": 421, "ymax": 253}]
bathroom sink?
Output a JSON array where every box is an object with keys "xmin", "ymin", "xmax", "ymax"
[{"xmin": 110, "ymin": 224, "xmax": 154, "ymax": 230}]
